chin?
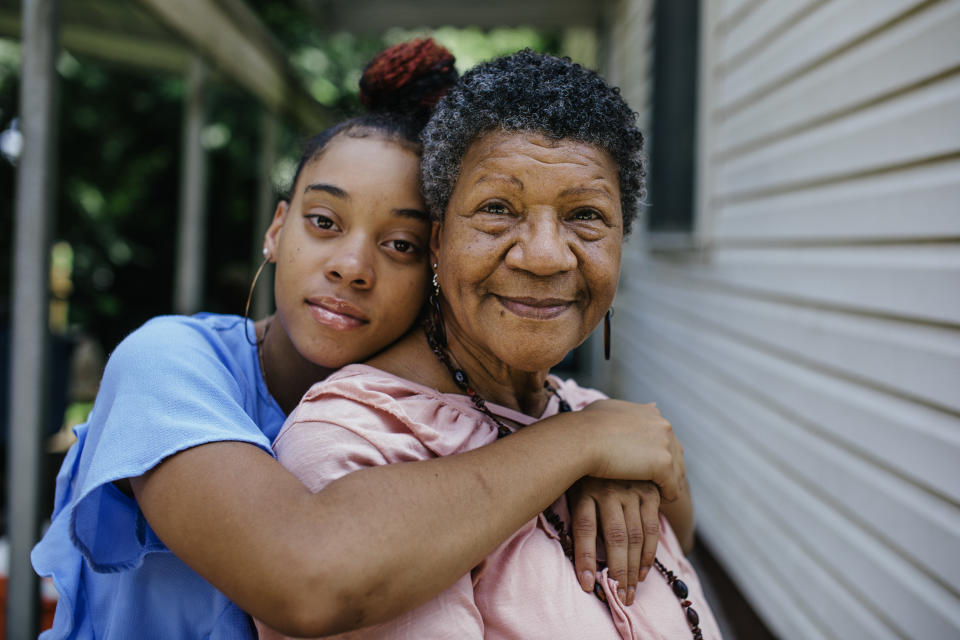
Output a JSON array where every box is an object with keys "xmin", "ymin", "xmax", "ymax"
[
  {"xmin": 501, "ymin": 348, "xmax": 572, "ymax": 373},
  {"xmin": 496, "ymin": 331, "xmax": 583, "ymax": 370},
  {"xmin": 302, "ymin": 346, "xmax": 358, "ymax": 371}
]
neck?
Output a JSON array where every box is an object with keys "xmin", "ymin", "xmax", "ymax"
[
  {"xmin": 439, "ymin": 321, "xmax": 551, "ymax": 418},
  {"xmin": 257, "ymin": 315, "xmax": 336, "ymax": 414}
]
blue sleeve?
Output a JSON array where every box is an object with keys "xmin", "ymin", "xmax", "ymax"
[{"xmin": 58, "ymin": 317, "xmax": 274, "ymax": 572}]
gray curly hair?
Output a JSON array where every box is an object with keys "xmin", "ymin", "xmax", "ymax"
[{"xmin": 420, "ymin": 49, "xmax": 646, "ymax": 234}]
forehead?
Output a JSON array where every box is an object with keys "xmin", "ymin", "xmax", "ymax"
[
  {"xmin": 297, "ymin": 135, "xmax": 420, "ymax": 191},
  {"xmin": 459, "ymin": 130, "xmax": 619, "ymax": 184}
]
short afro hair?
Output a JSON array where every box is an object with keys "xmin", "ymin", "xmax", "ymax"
[{"xmin": 420, "ymin": 49, "xmax": 645, "ymax": 234}]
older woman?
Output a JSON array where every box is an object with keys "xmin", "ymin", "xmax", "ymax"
[{"xmin": 260, "ymin": 51, "xmax": 719, "ymax": 639}]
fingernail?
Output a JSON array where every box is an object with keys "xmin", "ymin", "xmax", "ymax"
[
  {"xmin": 579, "ymin": 570, "xmax": 594, "ymax": 591},
  {"xmin": 639, "ymin": 567, "xmax": 649, "ymax": 582},
  {"xmin": 627, "ymin": 586, "xmax": 636, "ymax": 605},
  {"xmin": 617, "ymin": 587, "xmax": 627, "ymax": 603}
]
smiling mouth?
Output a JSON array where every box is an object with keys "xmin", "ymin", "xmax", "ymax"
[
  {"xmin": 495, "ymin": 296, "xmax": 573, "ymax": 320},
  {"xmin": 306, "ymin": 297, "xmax": 369, "ymax": 330}
]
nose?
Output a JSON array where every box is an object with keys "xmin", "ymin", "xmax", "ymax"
[
  {"xmin": 504, "ymin": 213, "xmax": 578, "ymax": 276},
  {"xmin": 325, "ymin": 236, "xmax": 376, "ymax": 289}
]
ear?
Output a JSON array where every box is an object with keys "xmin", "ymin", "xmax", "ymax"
[
  {"xmin": 429, "ymin": 221, "xmax": 442, "ymax": 270},
  {"xmin": 263, "ymin": 200, "xmax": 289, "ymax": 261}
]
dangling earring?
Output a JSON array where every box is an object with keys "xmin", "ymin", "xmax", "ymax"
[
  {"xmin": 425, "ymin": 262, "xmax": 448, "ymax": 350},
  {"xmin": 603, "ymin": 308, "xmax": 614, "ymax": 361},
  {"xmin": 244, "ymin": 249, "xmax": 271, "ymax": 346},
  {"xmin": 431, "ymin": 268, "xmax": 441, "ymax": 308}
]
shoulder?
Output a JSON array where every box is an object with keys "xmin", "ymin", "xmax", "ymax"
[
  {"xmin": 94, "ymin": 313, "xmax": 267, "ymax": 426},
  {"xmin": 548, "ymin": 376, "xmax": 609, "ymax": 411},
  {"xmin": 280, "ymin": 364, "xmax": 497, "ymax": 457},
  {"xmin": 107, "ymin": 314, "xmax": 251, "ymax": 380},
  {"xmin": 115, "ymin": 313, "xmax": 247, "ymax": 357}
]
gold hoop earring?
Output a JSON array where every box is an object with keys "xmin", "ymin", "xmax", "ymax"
[
  {"xmin": 244, "ymin": 255, "xmax": 270, "ymax": 346},
  {"xmin": 603, "ymin": 308, "xmax": 613, "ymax": 361}
]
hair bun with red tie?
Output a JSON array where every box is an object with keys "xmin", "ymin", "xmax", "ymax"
[{"xmin": 359, "ymin": 38, "xmax": 458, "ymax": 125}]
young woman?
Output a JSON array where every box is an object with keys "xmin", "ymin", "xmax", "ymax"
[
  {"xmin": 258, "ymin": 50, "xmax": 714, "ymax": 639},
  {"xmin": 33, "ymin": 41, "xmax": 688, "ymax": 639}
]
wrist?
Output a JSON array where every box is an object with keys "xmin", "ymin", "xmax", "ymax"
[{"xmin": 520, "ymin": 410, "xmax": 598, "ymax": 479}]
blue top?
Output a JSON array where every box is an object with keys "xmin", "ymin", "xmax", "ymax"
[{"xmin": 32, "ymin": 313, "xmax": 287, "ymax": 639}]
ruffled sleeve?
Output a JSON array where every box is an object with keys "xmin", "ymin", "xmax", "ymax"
[
  {"xmin": 276, "ymin": 364, "xmax": 500, "ymax": 472},
  {"xmin": 264, "ymin": 365, "xmax": 487, "ymax": 639},
  {"xmin": 34, "ymin": 316, "xmax": 275, "ymax": 575}
]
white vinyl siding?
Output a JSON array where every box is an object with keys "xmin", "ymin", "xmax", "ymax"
[{"xmin": 600, "ymin": 1, "xmax": 960, "ymax": 638}]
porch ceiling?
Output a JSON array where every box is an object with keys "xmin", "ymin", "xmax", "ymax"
[
  {"xmin": 0, "ymin": 0, "xmax": 606, "ymax": 130},
  {"xmin": 0, "ymin": 0, "xmax": 332, "ymax": 130},
  {"xmin": 294, "ymin": 0, "xmax": 604, "ymax": 31}
]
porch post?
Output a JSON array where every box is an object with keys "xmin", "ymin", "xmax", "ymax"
[
  {"xmin": 173, "ymin": 56, "xmax": 209, "ymax": 314},
  {"xmin": 6, "ymin": 0, "xmax": 61, "ymax": 636}
]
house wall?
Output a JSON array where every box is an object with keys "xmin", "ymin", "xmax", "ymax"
[{"xmin": 600, "ymin": 1, "xmax": 960, "ymax": 638}]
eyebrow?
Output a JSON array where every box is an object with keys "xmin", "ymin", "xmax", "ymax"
[
  {"xmin": 559, "ymin": 185, "xmax": 615, "ymax": 199},
  {"xmin": 303, "ymin": 183, "xmax": 426, "ymax": 220},
  {"xmin": 394, "ymin": 208, "xmax": 430, "ymax": 221},
  {"xmin": 303, "ymin": 183, "xmax": 349, "ymax": 199},
  {"xmin": 475, "ymin": 174, "xmax": 525, "ymax": 190}
]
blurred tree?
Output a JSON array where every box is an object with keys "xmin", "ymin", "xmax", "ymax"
[
  {"xmin": 1, "ymin": 37, "xmax": 21, "ymax": 328},
  {"xmin": 1, "ymin": 5, "xmax": 559, "ymax": 354}
]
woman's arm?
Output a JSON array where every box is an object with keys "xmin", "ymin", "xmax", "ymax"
[
  {"xmin": 132, "ymin": 398, "xmax": 682, "ymax": 637},
  {"xmin": 662, "ymin": 475, "xmax": 695, "ymax": 552}
]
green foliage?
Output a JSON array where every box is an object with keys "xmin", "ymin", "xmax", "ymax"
[
  {"xmin": 385, "ymin": 26, "xmax": 551, "ymax": 72},
  {"xmin": 0, "ymin": 38, "xmax": 22, "ymax": 326},
  {"xmin": 0, "ymin": 9, "xmax": 566, "ymax": 350},
  {"xmin": 50, "ymin": 60, "xmax": 184, "ymax": 347},
  {"xmin": 0, "ymin": 38, "xmax": 20, "ymax": 94}
]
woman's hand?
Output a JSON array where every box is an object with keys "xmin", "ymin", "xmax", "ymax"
[
  {"xmin": 579, "ymin": 399, "xmax": 686, "ymax": 501},
  {"xmin": 569, "ymin": 478, "xmax": 661, "ymax": 605}
]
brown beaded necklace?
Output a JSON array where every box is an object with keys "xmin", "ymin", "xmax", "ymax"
[{"xmin": 422, "ymin": 313, "xmax": 705, "ymax": 639}]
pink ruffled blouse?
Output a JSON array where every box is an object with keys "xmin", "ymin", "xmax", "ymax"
[{"xmin": 257, "ymin": 364, "xmax": 722, "ymax": 640}]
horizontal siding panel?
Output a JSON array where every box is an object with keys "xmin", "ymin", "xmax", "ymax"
[
  {"xmin": 692, "ymin": 445, "xmax": 959, "ymax": 640},
  {"xmin": 712, "ymin": 158, "xmax": 960, "ymax": 242},
  {"xmin": 716, "ymin": 0, "xmax": 960, "ymax": 156},
  {"xmin": 715, "ymin": 72, "xmax": 960, "ymax": 199},
  {"xmin": 631, "ymin": 281, "xmax": 960, "ymax": 413},
  {"xmin": 718, "ymin": 0, "xmax": 925, "ymax": 113},
  {"xmin": 691, "ymin": 458, "xmax": 897, "ymax": 640},
  {"xmin": 624, "ymin": 310, "xmax": 960, "ymax": 588},
  {"xmin": 717, "ymin": 0, "xmax": 758, "ymax": 31},
  {"xmin": 613, "ymin": 278, "xmax": 960, "ymax": 503},
  {"xmin": 695, "ymin": 494, "xmax": 833, "ymax": 640},
  {"xmin": 716, "ymin": 0, "xmax": 818, "ymax": 70},
  {"xmin": 639, "ymin": 244, "xmax": 960, "ymax": 325},
  {"xmin": 621, "ymin": 322, "xmax": 960, "ymax": 621},
  {"xmin": 611, "ymin": 2, "xmax": 960, "ymax": 636},
  {"xmin": 624, "ymin": 350, "xmax": 959, "ymax": 638},
  {"xmin": 627, "ymin": 364, "xmax": 893, "ymax": 639}
]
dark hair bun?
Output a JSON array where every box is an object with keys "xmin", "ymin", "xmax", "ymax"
[{"xmin": 359, "ymin": 38, "xmax": 458, "ymax": 122}]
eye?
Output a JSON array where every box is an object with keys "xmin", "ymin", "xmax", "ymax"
[
  {"xmin": 571, "ymin": 208, "xmax": 602, "ymax": 221},
  {"xmin": 305, "ymin": 214, "xmax": 338, "ymax": 231},
  {"xmin": 479, "ymin": 201, "xmax": 511, "ymax": 215},
  {"xmin": 382, "ymin": 236, "xmax": 424, "ymax": 258},
  {"xmin": 389, "ymin": 239, "xmax": 414, "ymax": 253}
]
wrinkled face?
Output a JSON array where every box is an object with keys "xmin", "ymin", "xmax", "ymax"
[
  {"xmin": 265, "ymin": 134, "xmax": 431, "ymax": 368},
  {"xmin": 432, "ymin": 130, "xmax": 622, "ymax": 372}
]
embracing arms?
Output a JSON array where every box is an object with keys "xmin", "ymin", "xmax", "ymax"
[{"xmin": 132, "ymin": 398, "xmax": 685, "ymax": 637}]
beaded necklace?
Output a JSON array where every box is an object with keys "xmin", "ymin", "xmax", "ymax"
[{"xmin": 422, "ymin": 319, "xmax": 705, "ymax": 639}]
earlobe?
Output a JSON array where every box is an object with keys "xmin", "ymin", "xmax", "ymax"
[{"xmin": 264, "ymin": 200, "xmax": 289, "ymax": 259}]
